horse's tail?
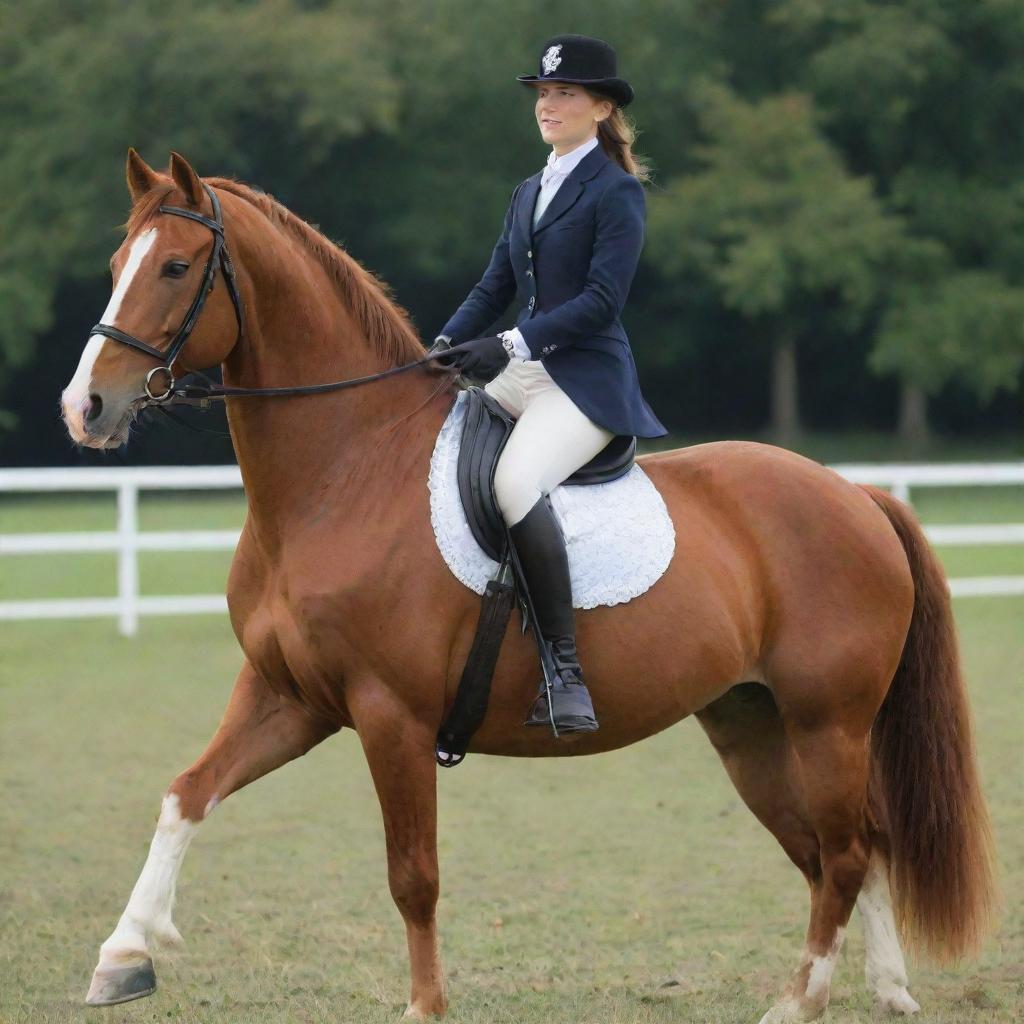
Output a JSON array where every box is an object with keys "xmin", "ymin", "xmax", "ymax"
[{"xmin": 861, "ymin": 484, "xmax": 996, "ymax": 962}]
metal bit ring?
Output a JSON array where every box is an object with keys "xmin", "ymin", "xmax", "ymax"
[{"xmin": 144, "ymin": 366, "xmax": 175, "ymax": 402}]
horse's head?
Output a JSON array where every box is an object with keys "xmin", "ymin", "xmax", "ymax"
[{"xmin": 61, "ymin": 149, "xmax": 244, "ymax": 448}]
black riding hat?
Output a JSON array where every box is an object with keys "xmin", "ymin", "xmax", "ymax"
[{"xmin": 517, "ymin": 34, "xmax": 634, "ymax": 108}]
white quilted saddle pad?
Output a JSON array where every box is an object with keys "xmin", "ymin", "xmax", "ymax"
[{"xmin": 428, "ymin": 389, "xmax": 676, "ymax": 609}]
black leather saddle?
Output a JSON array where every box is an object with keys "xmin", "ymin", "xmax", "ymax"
[{"xmin": 456, "ymin": 387, "xmax": 636, "ymax": 561}]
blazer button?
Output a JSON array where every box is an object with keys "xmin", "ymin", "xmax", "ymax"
[
  {"xmin": 527, "ymin": 250, "xmax": 533, "ymax": 258},
  {"xmin": 526, "ymin": 269, "xmax": 533, "ymax": 277},
  {"xmin": 528, "ymin": 296, "xmax": 535, "ymax": 308}
]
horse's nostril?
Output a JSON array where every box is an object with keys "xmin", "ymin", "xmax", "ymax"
[{"xmin": 84, "ymin": 394, "xmax": 103, "ymax": 423}]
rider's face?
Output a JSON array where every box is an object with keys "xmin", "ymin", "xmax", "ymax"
[{"xmin": 533, "ymin": 83, "xmax": 613, "ymax": 156}]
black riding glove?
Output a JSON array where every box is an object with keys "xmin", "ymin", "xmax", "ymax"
[{"xmin": 435, "ymin": 336, "xmax": 510, "ymax": 378}]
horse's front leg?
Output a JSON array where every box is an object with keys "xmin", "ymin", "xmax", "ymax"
[
  {"xmin": 351, "ymin": 682, "xmax": 446, "ymax": 1019},
  {"xmin": 86, "ymin": 661, "xmax": 336, "ymax": 1006}
]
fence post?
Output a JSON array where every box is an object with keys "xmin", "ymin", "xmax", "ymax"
[
  {"xmin": 117, "ymin": 480, "xmax": 139, "ymax": 636},
  {"xmin": 891, "ymin": 478, "xmax": 912, "ymax": 505}
]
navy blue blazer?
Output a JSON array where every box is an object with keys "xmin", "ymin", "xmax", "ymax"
[{"xmin": 439, "ymin": 142, "xmax": 668, "ymax": 439}]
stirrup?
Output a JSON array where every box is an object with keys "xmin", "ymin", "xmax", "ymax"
[
  {"xmin": 523, "ymin": 640, "xmax": 599, "ymax": 734},
  {"xmin": 523, "ymin": 680, "xmax": 599, "ymax": 733}
]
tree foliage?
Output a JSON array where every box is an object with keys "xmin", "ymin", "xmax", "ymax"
[
  {"xmin": 1, "ymin": 0, "xmax": 1022, "ymax": 454},
  {"xmin": 0, "ymin": 0, "xmax": 399, "ymax": 373},
  {"xmin": 773, "ymin": 0, "xmax": 1024, "ymax": 401},
  {"xmin": 649, "ymin": 82, "xmax": 902, "ymax": 325}
]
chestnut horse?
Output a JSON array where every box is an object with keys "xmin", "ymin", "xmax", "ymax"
[{"xmin": 61, "ymin": 151, "xmax": 994, "ymax": 1022}]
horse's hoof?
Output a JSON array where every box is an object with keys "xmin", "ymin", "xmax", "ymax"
[
  {"xmin": 875, "ymin": 986, "xmax": 921, "ymax": 1015},
  {"xmin": 403, "ymin": 997, "xmax": 446, "ymax": 1019},
  {"xmin": 757, "ymin": 998, "xmax": 822, "ymax": 1024},
  {"xmin": 85, "ymin": 958, "xmax": 157, "ymax": 1006}
]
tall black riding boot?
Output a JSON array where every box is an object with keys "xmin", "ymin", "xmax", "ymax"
[{"xmin": 509, "ymin": 497, "xmax": 599, "ymax": 734}]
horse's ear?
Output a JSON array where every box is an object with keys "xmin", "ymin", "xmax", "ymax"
[
  {"xmin": 168, "ymin": 150, "xmax": 204, "ymax": 208},
  {"xmin": 126, "ymin": 147, "xmax": 160, "ymax": 204}
]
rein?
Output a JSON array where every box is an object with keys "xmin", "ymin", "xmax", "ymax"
[
  {"xmin": 89, "ymin": 181, "xmax": 457, "ymax": 409},
  {"xmin": 164, "ymin": 350, "xmax": 456, "ymax": 407}
]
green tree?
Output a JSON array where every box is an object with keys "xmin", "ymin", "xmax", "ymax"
[
  {"xmin": 772, "ymin": 0, "xmax": 1024, "ymax": 443},
  {"xmin": 647, "ymin": 81, "xmax": 907, "ymax": 443},
  {"xmin": 0, "ymin": 0, "xmax": 400, "ymax": 426}
]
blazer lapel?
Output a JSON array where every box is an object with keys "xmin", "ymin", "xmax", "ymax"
[
  {"xmin": 516, "ymin": 174, "xmax": 541, "ymax": 250},
  {"xmin": 532, "ymin": 143, "xmax": 610, "ymax": 236}
]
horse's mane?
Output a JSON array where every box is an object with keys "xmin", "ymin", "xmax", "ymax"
[{"xmin": 124, "ymin": 175, "xmax": 426, "ymax": 367}]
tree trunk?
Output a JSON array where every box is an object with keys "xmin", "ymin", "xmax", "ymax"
[
  {"xmin": 897, "ymin": 380, "xmax": 930, "ymax": 453},
  {"xmin": 771, "ymin": 334, "xmax": 800, "ymax": 446}
]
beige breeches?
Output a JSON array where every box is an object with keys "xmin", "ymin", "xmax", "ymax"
[{"xmin": 484, "ymin": 358, "xmax": 614, "ymax": 526}]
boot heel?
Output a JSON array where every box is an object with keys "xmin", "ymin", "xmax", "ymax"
[
  {"xmin": 508, "ymin": 498, "xmax": 599, "ymax": 735},
  {"xmin": 523, "ymin": 640, "xmax": 599, "ymax": 734}
]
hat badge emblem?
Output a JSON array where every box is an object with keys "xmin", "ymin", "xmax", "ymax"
[{"xmin": 541, "ymin": 44, "xmax": 563, "ymax": 75}]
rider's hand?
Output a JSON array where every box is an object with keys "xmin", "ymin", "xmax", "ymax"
[{"xmin": 435, "ymin": 335, "xmax": 511, "ymax": 378}]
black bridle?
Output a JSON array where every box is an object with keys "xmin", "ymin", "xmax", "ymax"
[
  {"xmin": 90, "ymin": 182, "xmax": 246, "ymax": 403},
  {"xmin": 90, "ymin": 181, "xmax": 454, "ymax": 407}
]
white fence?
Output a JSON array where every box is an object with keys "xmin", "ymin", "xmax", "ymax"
[
  {"xmin": 0, "ymin": 466, "xmax": 241, "ymax": 636},
  {"xmin": 2, "ymin": 463, "xmax": 1023, "ymax": 635}
]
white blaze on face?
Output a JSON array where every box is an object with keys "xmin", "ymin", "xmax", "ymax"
[{"xmin": 62, "ymin": 227, "xmax": 159, "ymax": 432}]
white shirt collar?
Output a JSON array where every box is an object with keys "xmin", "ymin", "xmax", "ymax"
[{"xmin": 544, "ymin": 135, "xmax": 600, "ymax": 179}]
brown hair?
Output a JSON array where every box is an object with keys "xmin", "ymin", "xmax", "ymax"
[{"xmin": 588, "ymin": 93, "xmax": 652, "ymax": 183}]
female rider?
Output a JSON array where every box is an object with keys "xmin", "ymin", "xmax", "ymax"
[{"xmin": 436, "ymin": 33, "xmax": 667, "ymax": 736}]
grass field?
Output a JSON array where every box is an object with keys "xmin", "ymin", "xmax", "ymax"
[{"xmin": 1, "ymin": 490, "xmax": 1022, "ymax": 1023}]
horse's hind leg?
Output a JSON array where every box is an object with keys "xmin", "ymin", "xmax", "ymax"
[
  {"xmin": 86, "ymin": 661, "xmax": 335, "ymax": 1006},
  {"xmin": 856, "ymin": 848, "xmax": 920, "ymax": 1014},
  {"xmin": 696, "ymin": 684, "xmax": 822, "ymax": 884},
  {"xmin": 698, "ymin": 681, "xmax": 902, "ymax": 1023},
  {"xmin": 752, "ymin": 682, "xmax": 884, "ymax": 1024}
]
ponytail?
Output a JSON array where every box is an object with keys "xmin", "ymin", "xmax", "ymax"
[{"xmin": 591, "ymin": 98, "xmax": 652, "ymax": 184}]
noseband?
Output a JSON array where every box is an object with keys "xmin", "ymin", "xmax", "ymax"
[
  {"xmin": 88, "ymin": 181, "xmax": 454, "ymax": 407},
  {"xmin": 89, "ymin": 182, "xmax": 245, "ymax": 402}
]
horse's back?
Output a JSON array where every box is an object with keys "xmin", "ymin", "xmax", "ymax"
[{"xmin": 640, "ymin": 440, "xmax": 909, "ymax": 586}]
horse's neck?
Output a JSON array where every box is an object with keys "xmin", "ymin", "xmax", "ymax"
[{"xmin": 220, "ymin": 227, "xmax": 452, "ymax": 542}]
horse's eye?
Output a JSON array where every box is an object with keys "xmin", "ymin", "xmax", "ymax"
[{"xmin": 163, "ymin": 261, "xmax": 190, "ymax": 278}]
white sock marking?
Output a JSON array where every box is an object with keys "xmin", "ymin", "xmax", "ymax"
[
  {"xmin": 758, "ymin": 927, "xmax": 847, "ymax": 1023},
  {"xmin": 857, "ymin": 849, "xmax": 920, "ymax": 1012},
  {"xmin": 97, "ymin": 792, "xmax": 198, "ymax": 965},
  {"xmin": 804, "ymin": 926, "xmax": 845, "ymax": 1003}
]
